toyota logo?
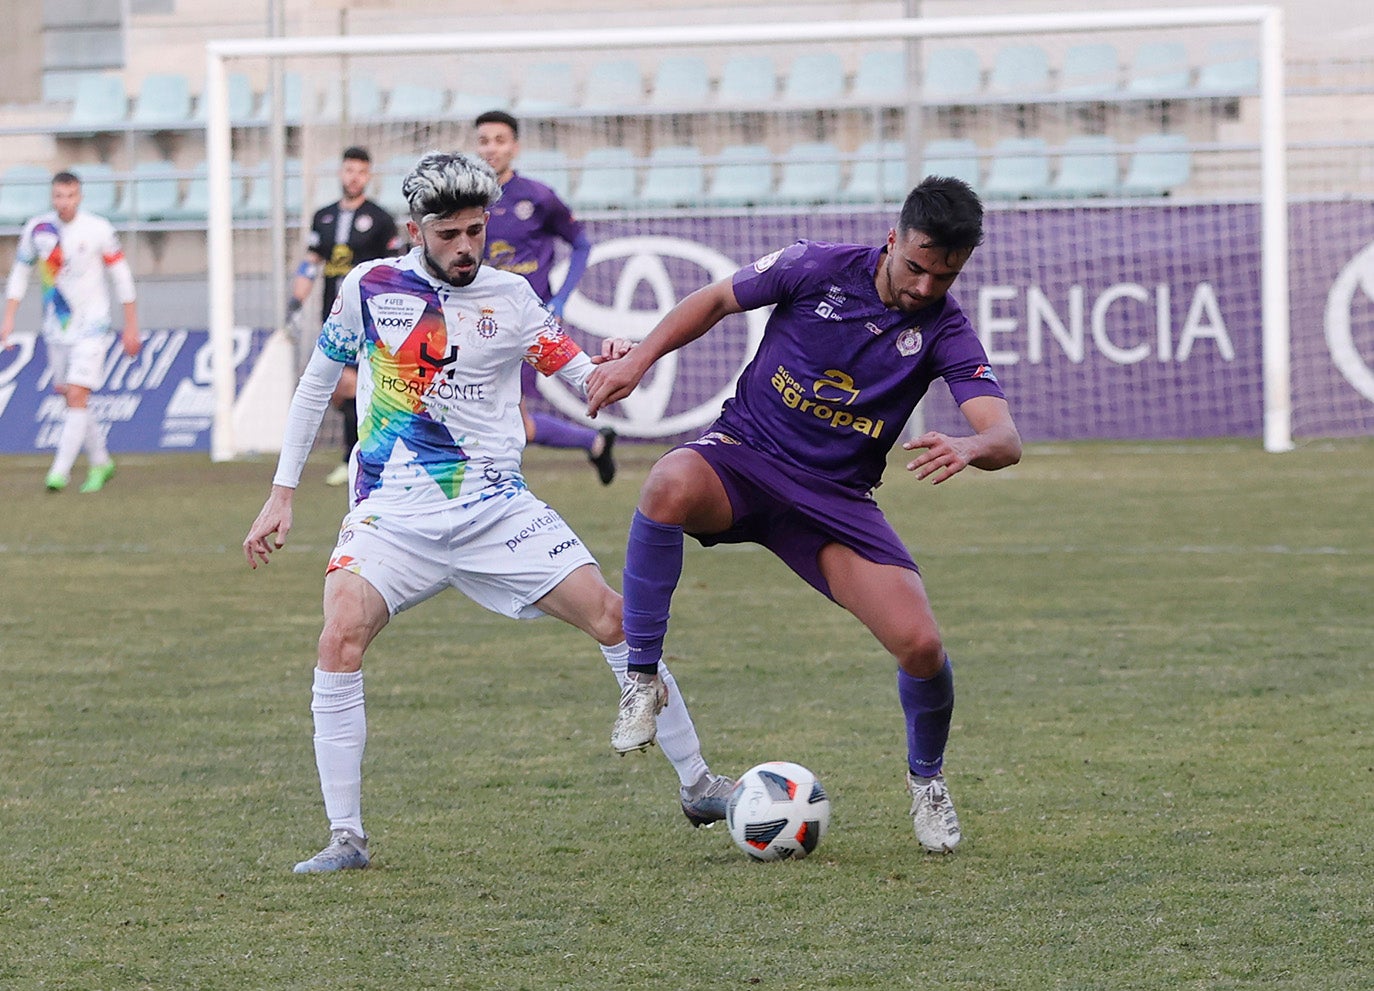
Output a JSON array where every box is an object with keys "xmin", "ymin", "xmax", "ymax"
[
  {"xmin": 542, "ymin": 236, "xmax": 768, "ymax": 438},
  {"xmin": 1326, "ymin": 241, "xmax": 1374, "ymax": 403}
]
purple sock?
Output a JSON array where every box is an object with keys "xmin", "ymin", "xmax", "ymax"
[
  {"xmin": 623, "ymin": 510, "xmax": 684, "ymax": 675},
  {"xmin": 898, "ymin": 656, "xmax": 954, "ymax": 777},
  {"xmin": 530, "ymin": 412, "xmax": 598, "ymax": 450}
]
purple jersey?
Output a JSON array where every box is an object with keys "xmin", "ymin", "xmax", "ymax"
[
  {"xmin": 722, "ymin": 239, "xmax": 1004, "ymax": 492},
  {"xmin": 484, "ymin": 172, "xmax": 584, "ymax": 303}
]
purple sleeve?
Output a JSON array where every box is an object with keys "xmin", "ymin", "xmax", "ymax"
[
  {"xmin": 544, "ymin": 191, "xmax": 584, "ymax": 249},
  {"xmin": 930, "ymin": 303, "xmax": 1006, "ymax": 405},
  {"xmin": 730, "ymin": 240, "xmax": 811, "ymax": 310}
]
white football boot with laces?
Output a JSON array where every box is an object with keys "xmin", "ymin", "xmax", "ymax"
[
  {"xmin": 610, "ymin": 670, "xmax": 668, "ymax": 754},
  {"xmin": 907, "ymin": 771, "xmax": 962, "ymax": 853},
  {"xmin": 293, "ymin": 829, "xmax": 370, "ymax": 873}
]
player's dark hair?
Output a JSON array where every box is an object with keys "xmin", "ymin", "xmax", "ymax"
[
  {"xmin": 52, "ymin": 170, "xmax": 81, "ymax": 186},
  {"xmin": 402, "ymin": 151, "xmax": 502, "ymax": 223},
  {"xmin": 342, "ymin": 146, "xmax": 371, "ymax": 164},
  {"xmin": 898, "ymin": 175, "xmax": 985, "ymax": 254},
  {"xmin": 474, "ymin": 109, "xmax": 519, "ymax": 137}
]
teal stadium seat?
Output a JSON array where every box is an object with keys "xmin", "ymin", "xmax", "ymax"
[
  {"xmin": 1121, "ymin": 133, "xmax": 1192, "ymax": 197},
  {"xmin": 716, "ymin": 55, "xmax": 776, "ymax": 106},
  {"xmin": 378, "ymin": 154, "xmax": 415, "ymax": 217},
  {"xmin": 986, "ymin": 44, "xmax": 1051, "ymax": 100},
  {"xmin": 449, "ymin": 66, "xmax": 512, "ymax": 119},
  {"xmin": 0, "ymin": 165, "xmax": 54, "ymax": 226},
  {"xmin": 162, "ymin": 161, "xmax": 211, "ymax": 222},
  {"xmin": 921, "ymin": 47, "xmax": 981, "ymax": 105},
  {"xmin": 582, "ymin": 59, "xmax": 645, "ymax": 112},
  {"xmin": 781, "ymin": 53, "xmax": 845, "ymax": 105},
  {"xmin": 637, "ymin": 146, "xmax": 706, "ymax": 209},
  {"xmin": 250, "ymin": 72, "xmax": 306, "ymax": 125},
  {"xmin": 384, "ymin": 82, "xmax": 448, "ymax": 120},
  {"xmin": 703, "ymin": 144, "xmax": 774, "ymax": 207},
  {"xmin": 840, "ymin": 140, "xmax": 907, "ymax": 204},
  {"xmin": 516, "ymin": 149, "xmax": 573, "ymax": 201},
  {"xmin": 75, "ymin": 163, "xmax": 121, "ymax": 219},
  {"xmin": 570, "ymin": 147, "xmax": 637, "ymax": 210},
  {"xmin": 131, "ymin": 73, "xmax": 193, "ymax": 129},
  {"xmin": 983, "ymin": 137, "xmax": 1051, "ymax": 199},
  {"xmin": 239, "ymin": 160, "xmax": 303, "ymax": 219},
  {"xmin": 1047, "ymin": 135, "xmax": 1120, "ymax": 198},
  {"xmin": 921, "ymin": 138, "xmax": 981, "ymax": 188},
  {"xmin": 68, "ymin": 74, "xmax": 128, "ymax": 131},
  {"xmin": 1194, "ymin": 39, "xmax": 1260, "ymax": 94},
  {"xmin": 649, "ymin": 56, "xmax": 711, "ymax": 109},
  {"xmin": 1058, "ymin": 43, "xmax": 1121, "ymax": 98},
  {"xmin": 318, "ymin": 75, "xmax": 384, "ymax": 121},
  {"xmin": 773, "ymin": 142, "xmax": 843, "ymax": 205},
  {"xmin": 852, "ymin": 50, "xmax": 905, "ymax": 104},
  {"xmin": 114, "ymin": 160, "xmax": 183, "ymax": 221},
  {"xmin": 1126, "ymin": 41, "xmax": 1191, "ymax": 96},
  {"xmin": 515, "ymin": 62, "xmax": 576, "ymax": 115}
]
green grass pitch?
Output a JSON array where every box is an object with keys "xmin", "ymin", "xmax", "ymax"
[{"xmin": 1, "ymin": 438, "xmax": 1371, "ymax": 989}]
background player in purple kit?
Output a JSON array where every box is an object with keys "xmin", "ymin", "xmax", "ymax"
[
  {"xmin": 474, "ymin": 111, "xmax": 616, "ymax": 485},
  {"xmin": 586, "ymin": 175, "xmax": 1022, "ymax": 854}
]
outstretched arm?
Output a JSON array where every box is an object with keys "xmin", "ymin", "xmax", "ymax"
[
  {"xmin": 903, "ymin": 395, "xmax": 1022, "ymax": 484},
  {"xmin": 548, "ymin": 231, "xmax": 592, "ymax": 318},
  {"xmin": 585, "ymin": 276, "xmax": 743, "ymax": 416}
]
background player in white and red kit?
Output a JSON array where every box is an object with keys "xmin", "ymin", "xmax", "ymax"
[
  {"xmin": 587, "ymin": 175, "xmax": 1022, "ymax": 854},
  {"xmin": 244, "ymin": 151, "xmax": 730, "ymax": 874},
  {"xmin": 474, "ymin": 111, "xmax": 616, "ymax": 485},
  {"xmin": 2, "ymin": 170, "xmax": 140, "ymax": 493}
]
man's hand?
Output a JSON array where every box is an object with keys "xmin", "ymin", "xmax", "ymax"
[
  {"xmin": 121, "ymin": 323, "xmax": 142, "ymax": 358},
  {"xmin": 585, "ymin": 349, "xmax": 647, "ymax": 418},
  {"xmin": 902, "ymin": 431, "xmax": 980, "ymax": 485},
  {"xmin": 243, "ymin": 485, "xmax": 296, "ymax": 569},
  {"xmin": 590, "ymin": 337, "xmax": 635, "ymax": 364}
]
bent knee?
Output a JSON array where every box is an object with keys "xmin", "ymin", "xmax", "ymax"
[{"xmin": 894, "ymin": 634, "xmax": 946, "ymax": 678}]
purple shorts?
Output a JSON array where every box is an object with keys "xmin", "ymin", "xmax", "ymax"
[{"xmin": 680, "ymin": 432, "xmax": 919, "ymax": 601}]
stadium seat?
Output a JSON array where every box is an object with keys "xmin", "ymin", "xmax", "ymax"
[
  {"xmin": 377, "ymin": 153, "xmax": 415, "ymax": 217},
  {"xmin": 582, "ymin": 59, "xmax": 645, "ymax": 112},
  {"xmin": 384, "ymin": 82, "xmax": 448, "ymax": 120},
  {"xmin": 162, "ymin": 161, "xmax": 211, "ymax": 222},
  {"xmin": 68, "ymin": 74, "xmax": 128, "ymax": 130},
  {"xmin": 238, "ymin": 160, "xmax": 303, "ymax": 219},
  {"xmin": 851, "ymin": 49, "xmax": 905, "ymax": 104},
  {"xmin": 716, "ymin": 55, "xmax": 777, "ymax": 106},
  {"xmin": 449, "ymin": 66, "xmax": 512, "ymax": 119},
  {"xmin": 839, "ymin": 140, "xmax": 907, "ymax": 204},
  {"xmin": 515, "ymin": 61, "xmax": 576, "ymax": 114},
  {"xmin": 75, "ymin": 163, "xmax": 121, "ymax": 218},
  {"xmin": 114, "ymin": 160, "xmax": 183, "ymax": 221},
  {"xmin": 570, "ymin": 147, "xmax": 637, "ymax": 210},
  {"xmin": 982, "ymin": 137, "xmax": 1051, "ymax": 199},
  {"xmin": 780, "ymin": 52, "xmax": 845, "ymax": 105},
  {"xmin": 921, "ymin": 47, "xmax": 981, "ymax": 104},
  {"xmin": 1194, "ymin": 39, "xmax": 1260, "ymax": 94},
  {"xmin": 1058, "ymin": 43, "xmax": 1121, "ymax": 97},
  {"xmin": 0, "ymin": 165, "xmax": 54, "ymax": 226},
  {"xmin": 516, "ymin": 148, "xmax": 573, "ymax": 201},
  {"xmin": 250, "ymin": 71, "xmax": 306, "ymax": 125},
  {"xmin": 986, "ymin": 44, "xmax": 1051, "ymax": 100},
  {"xmin": 649, "ymin": 55, "xmax": 711, "ymax": 109},
  {"xmin": 1126, "ymin": 41, "xmax": 1191, "ymax": 96},
  {"xmin": 637, "ymin": 145, "xmax": 706, "ymax": 209},
  {"xmin": 318, "ymin": 75, "xmax": 384, "ymax": 121},
  {"xmin": 130, "ymin": 73, "xmax": 194, "ymax": 129},
  {"xmin": 921, "ymin": 138, "xmax": 981, "ymax": 188},
  {"xmin": 1046, "ymin": 135, "xmax": 1120, "ymax": 198},
  {"xmin": 703, "ymin": 144, "xmax": 774, "ymax": 207},
  {"xmin": 1121, "ymin": 133, "xmax": 1192, "ymax": 197},
  {"xmin": 208, "ymin": 72, "xmax": 260, "ymax": 124},
  {"xmin": 773, "ymin": 141, "xmax": 843, "ymax": 205}
]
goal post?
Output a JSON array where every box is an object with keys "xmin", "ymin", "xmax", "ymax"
[{"xmin": 204, "ymin": 6, "xmax": 1291, "ymax": 460}]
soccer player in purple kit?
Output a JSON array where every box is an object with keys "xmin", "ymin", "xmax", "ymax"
[
  {"xmin": 474, "ymin": 110, "xmax": 617, "ymax": 485},
  {"xmin": 586, "ymin": 176, "xmax": 1022, "ymax": 853}
]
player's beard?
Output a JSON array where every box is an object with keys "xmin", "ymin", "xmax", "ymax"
[{"xmin": 423, "ymin": 247, "xmax": 482, "ymax": 287}]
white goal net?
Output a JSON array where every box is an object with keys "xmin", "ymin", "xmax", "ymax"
[{"xmin": 204, "ymin": 7, "xmax": 1296, "ymax": 460}]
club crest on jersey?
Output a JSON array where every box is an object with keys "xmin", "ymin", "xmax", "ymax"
[
  {"xmin": 514, "ymin": 199, "xmax": 535, "ymax": 221},
  {"xmin": 896, "ymin": 326, "xmax": 923, "ymax": 356},
  {"xmin": 476, "ymin": 306, "xmax": 499, "ymax": 339},
  {"xmin": 355, "ymin": 214, "xmax": 374, "ymax": 232}
]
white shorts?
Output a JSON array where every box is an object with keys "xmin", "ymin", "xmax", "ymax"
[
  {"xmin": 326, "ymin": 488, "xmax": 599, "ymax": 619},
  {"xmin": 46, "ymin": 336, "xmax": 108, "ymax": 391}
]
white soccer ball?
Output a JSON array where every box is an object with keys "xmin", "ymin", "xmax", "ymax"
[{"xmin": 726, "ymin": 761, "xmax": 831, "ymax": 861}]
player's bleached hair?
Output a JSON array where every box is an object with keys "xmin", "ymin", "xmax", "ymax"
[
  {"xmin": 402, "ymin": 151, "xmax": 502, "ymax": 225},
  {"xmin": 898, "ymin": 175, "xmax": 985, "ymax": 255}
]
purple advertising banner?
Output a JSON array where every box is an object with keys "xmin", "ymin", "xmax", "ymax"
[{"xmin": 2, "ymin": 203, "xmax": 1371, "ymax": 454}]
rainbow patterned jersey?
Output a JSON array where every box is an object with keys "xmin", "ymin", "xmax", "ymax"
[
  {"xmin": 317, "ymin": 248, "xmax": 591, "ymax": 511},
  {"xmin": 5, "ymin": 209, "xmax": 135, "ymax": 345}
]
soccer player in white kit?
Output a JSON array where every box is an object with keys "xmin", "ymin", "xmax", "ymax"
[
  {"xmin": 1, "ymin": 170, "xmax": 141, "ymax": 492},
  {"xmin": 243, "ymin": 151, "xmax": 731, "ymax": 873}
]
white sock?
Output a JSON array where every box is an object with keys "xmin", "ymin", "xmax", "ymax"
[
  {"xmin": 84, "ymin": 411, "xmax": 110, "ymax": 466},
  {"xmin": 50, "ymin": 407, "xmax": 89, "ymax": 479},
  {"xmin": 310, "ymin": 667, "xmax": 367, "ymax": 838},
  {"xmin": 602, "ymin": 642, "xmax": 709, "ymax": 787}
]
